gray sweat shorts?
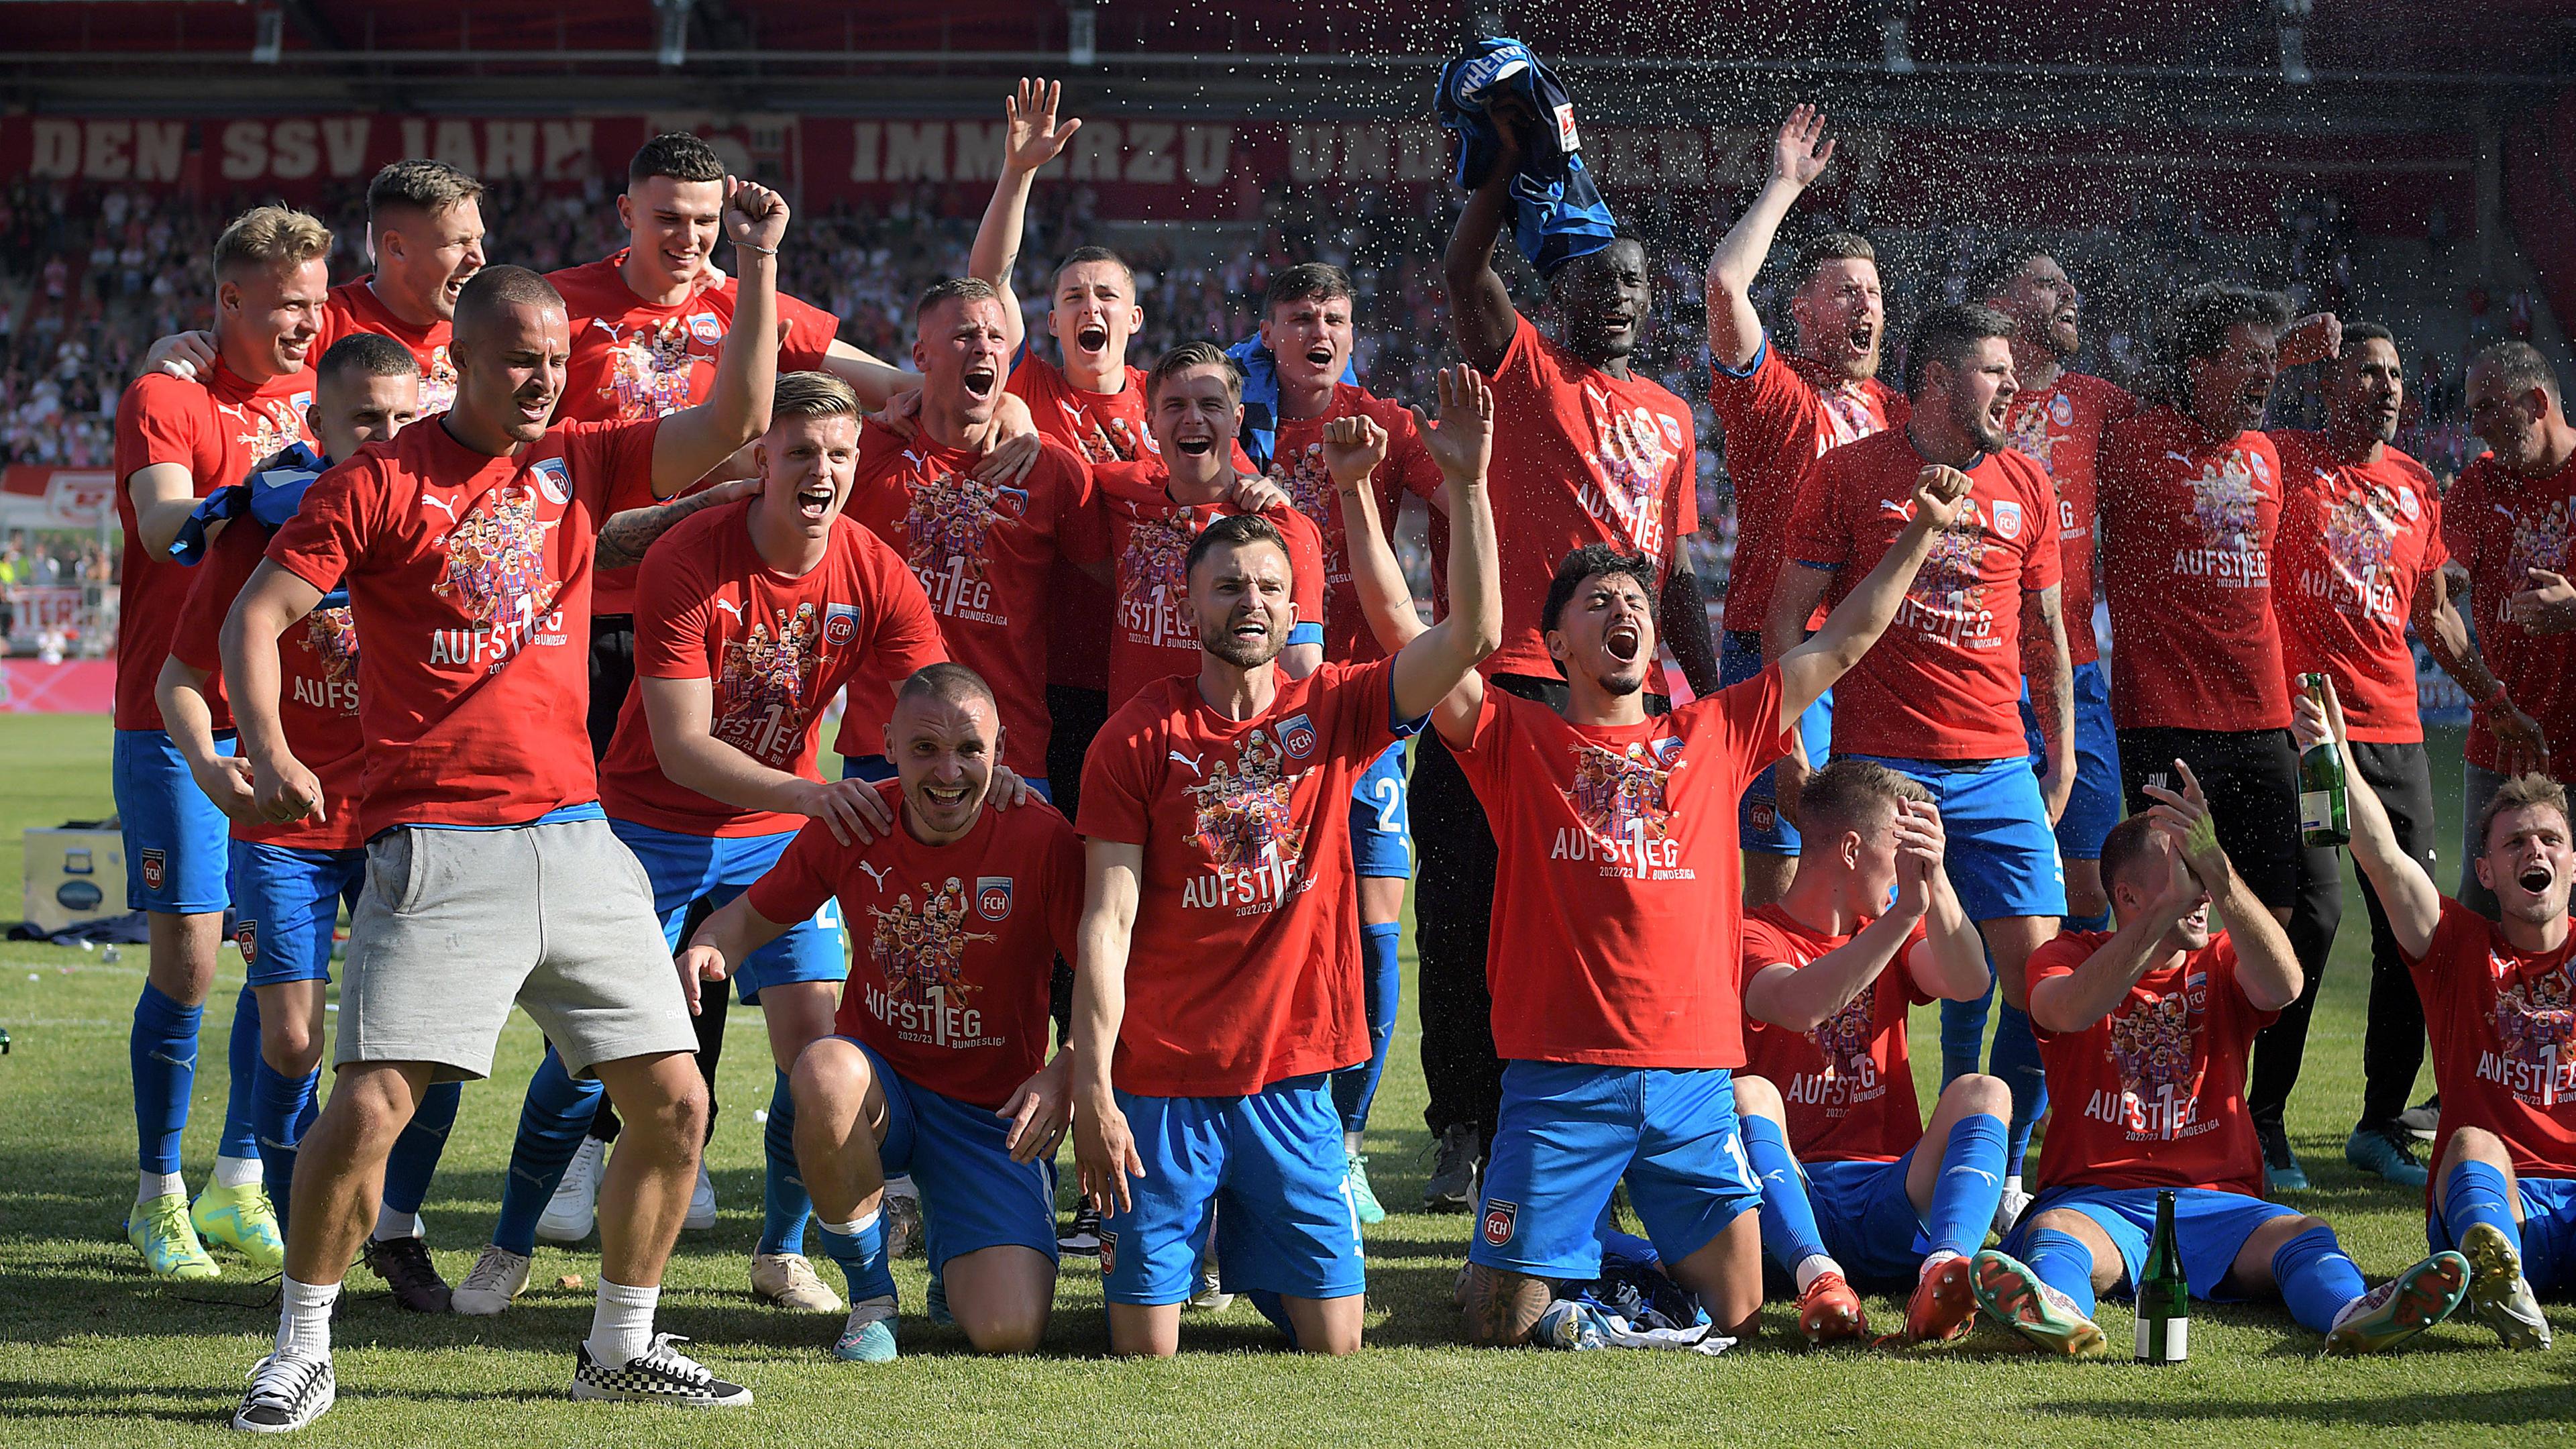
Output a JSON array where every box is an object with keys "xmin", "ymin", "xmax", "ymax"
[{"xmin": 333, "ymin": 816, "xmax": 698, "ymax": 1082}]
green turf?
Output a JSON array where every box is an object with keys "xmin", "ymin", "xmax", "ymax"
[{"xmin": 1, "ymin": 715, "xmax": 2569, "ymax": 1446}]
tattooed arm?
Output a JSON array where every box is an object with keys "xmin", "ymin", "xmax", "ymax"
[
  {"xmin": 594, "ymin": 475, "xmax": 761, "ymax": 570},
  {"xmin": 2021, "ymin": 582, "xmax": 2074, "ymax": 825},
  {"xmin": 1457, "ymin": 1262, "xmax": 1556, "ymax": 1348}
]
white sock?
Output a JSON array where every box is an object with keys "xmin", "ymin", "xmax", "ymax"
[
  {"xmin": 213, "ymin": 1154, "xmax": 262, "ymax": 1190},
  {"xmin": 138, "ymin": 1169, "xmax": 185, "ymax": 1204},
  {"xmin": 1792, "ymin": 1254, "xmax": 1844, "ymax": 1294},
  {"xmin": 372, "ymin": 1203, "xmax": 417, "ymax": 1242},
  {"xmin": 586, "ymin": 1278, "xmax": 660, "ymax": 1367},
  {"xmin": 1919, "ymin": 1248, "xmax": 1964, "ymax": 1283},
  {"xmin": 2004, "ymin": 1173, "xmax": 2023, "ymax": 1197},
  {"xmin": 1344, "ymin": 1130, "xmax": 1364, "ymax": 1156},
  {"xmin": 276, "ymin": 1275, "xmax": 339, "ymax": 1359}
]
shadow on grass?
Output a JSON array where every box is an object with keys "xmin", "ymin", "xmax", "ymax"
[{"xmin": 2027, "ymin": 1356, "xmax": 2576, "ymax": 1427}]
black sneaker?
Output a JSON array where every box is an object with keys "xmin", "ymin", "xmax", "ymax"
[
  {"xmin": 1058, "ymin": 1204, "xmax": 1103, "ymax": 1256},
  {"xmin": 361, "ymin": 1234, "xmax": 453, "ymax": 1313},
  {"xmin": 1423, "ymin": 1122, "xmax": 1482, "ymax": 1213},
  {"xmin": 2256, "ymin": 1119, "xmax": 2310, "ymax": 1192},
  {"xmin": 569, "ymin": 1334, "xmax": 751, "ymax": 1407},
  {"xmin": 2396, "ymin": 1099, "xmax": 2440, "ymax": 1142},
  {"xmin": 232, "ymin": 1352, "xmax": 334, "ymax": 1433}
]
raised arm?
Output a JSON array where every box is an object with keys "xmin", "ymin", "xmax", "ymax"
[
  {"xmin": 1442, "ymin": 101, "xmax": 1525, "ymax": 374},
  {"xmin": 1383, "ymin": 367, "xmax": 1502, "ymax": 725},
  {"xmin": 1900, "ymin": 799, "xmax": 1991, "ymax": 1000},
  {"xmin": 2145, "ymin": 759, "xmax": 2302, "ymax": 1012},
  {"xmin": 1777, "ymin": 465, "xmax": 1970, "ymax": 734},
  {"xmin": 968, "ymin": 77, "xmax": 1083, "ymax": 360},
  {"xmin": 2029, "ymin": 845, "xmax": 2198, "ymax": 1035},
  {"xmin": 2294, "ymin": 677, "xmax": 2443, "ymax": 958},
  {"xmin": 2022, "ymin": 582, "xmax": 2075, "ymax": 824},
  {"xmin": 637, "ymin": 674, "xmax": 894, "ymax": 846},
  {"xmin": 1706, "ymin": 105, "xmax": 1835, "ymax": 373},
  {"xmin": 217, "ymin": 559, "xmax": 328, "ymax": 824},
  {"xmin": 1069, "ymin": 838, "xmax": 1146, "ymax": 1213},
  {"xmin": 1658, "ymin": 558, "xmax": 1722, "ymax": 699},
  {"xmin": 649, "ymin": 178, "xmax": 788, "ymax": 496}
]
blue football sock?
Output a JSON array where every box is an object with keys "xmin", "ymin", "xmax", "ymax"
[
  {"xmin": 1243, "ymin": 1288, "xmax": 1301, "ymax": 1347},
  {"xmin": 382, "ymin": 1081, "xmax": 462, "ymax": 1218},
  {"xmin": 251, "ymin": 1057, "xmax": 321, "ymax": 1227},
  {"xmin": 1741, "ymin": 1113, "xmax": 1831, "ymax": 1271},
  {"xmin": 217, "ymin": 985, "xmax": 263, "ymax": 1163},
  {"xmin": 131, "ymin": 983, "xmax": 201, "ymax": 1177},
  {"xmin": 2064, "ymin": 909, "xmax": 2112, "ymax": 934},
  {"xmin": 759, "ymin": 1069, "xmax": 811, "ymax": 1256},
  {"xmin": 492, "ymin": 1044, "xmax": 606, "ymax": 1256},
  {"xmin": 2441, "ymin": 1161, "xmax": 2522, "ymax": 1260},
  {"xmin": 2019, "ymin": 1226, "xmax": 2098, "ymax": 1319},
  {"xmin": 1330, "ymin": 922, "xmax": 1404, "ymax": 1135},
  {"xmin": 1939, "ymin": 978, "xmax": 1996, "ymax": 1087},
  {"xmin": 816, "ymin": 1212, "xmax": 896, "ymax": 1304},
  {"xmin": 2271, "ymin": 1222, "xmax": 2366, "ymax": 1333},
  {"xmin": 1989, "ymin": 1004, "xmax": 2049, "ymax": 1178},
  {"xmin": 1925, "ymin": 1114, "xmax": 2008, "ymax": 1258}
]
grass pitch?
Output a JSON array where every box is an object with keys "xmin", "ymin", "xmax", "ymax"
[{"xmin": 1, "ymin": 712, "xmax": 2570, "ymax": 1446}]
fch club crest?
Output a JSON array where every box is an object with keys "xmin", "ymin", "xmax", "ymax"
[
  {"xmin": 824, "ymin": 602, "xmax": 862, "ymax": 647},
  {"xmin": 975, "ymin": 875, "xmax": 1014, "ymax": 921}
]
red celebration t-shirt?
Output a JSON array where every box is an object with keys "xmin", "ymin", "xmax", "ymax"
[
  {"xmin": 548, "ymin": 250, "xmax": 839, "ymax": 614},
  {"xmin": 1076, "ymin": 659, "xmax": 1410, "ymax": 1095},
  {"xmin": 1481, "ymin": 313, "xmax": 1700, "ymax": 678},
  {"xmin": 168, "ymin": 519, "xmax": 364, "ymax": 851},
  {"xmin": 1069, "ymin": 464, "xmax": 1328, "ymax": 712},
  {"xmin": 1783, "ymin": 429, "xmax": 2059, "ymax": 760},
  {"xmin": 266, "ymin": 415, "xmax": 659, "ymax": 836},
  {"xmin": 1709, "ymin": 334, "xmax": 1907, "ymax": 634},
  {"xmin": 752, "ymin": 784, "xmax": 1083, "ymax": 1111},
  {"xmin": 2407, "ymin": 899, "xmax": 2576, "ymax": 1195},
  {"xmin": 1261, "ymin": 383, "xmax": 1444, "ymax": 664},
  {"xmin": 1451, "ymin": 666, "xmax": 1792, "ymax": 1067},
  {"xmin": 2004, "ymin": 372, "xmax": 2137, "ymax": 665},
  {"xmin": 1738, "ymin": 902, "xmax": 1933, "ymax": 1163},
  {"xmin": 112, "ymin": 362, "xmax": 316, "ymax": 731},
  {"xmin": 2269, "ymin": 431, "xmax": 2444, "ymax": 744},
  {"xmin": 2098, "ymin": 407, "xmax": 2289, "ymax": 731},
  {"xmin": 313, "ymin": 278, "xmax": 458, "ymax": 414},
  {"xmin": 599, "ymin": 501, "xmax": 945, "ymax": 837},
  {"xmin": 2443, "ymin": 451, "xmax": 2576, "ymax": 782},
  {"xmin": 2026, "ymin": 930, "xmax": 2279, "ymax": 1197},
  {"xmin": 833, "ymin": 425, "xmax": 1093, "ymax": 775},
  {"xmin": 1011, "ymin": 353, "xmax": 1155, "ymax": 694}
]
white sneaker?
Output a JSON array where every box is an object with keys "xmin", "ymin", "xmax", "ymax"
[
  {"xmin": 749, "ymin": 1251, "xmax": 843, "ymax": 1312},
  {"xmin": 451, "ymin": 1244, "xmax": 532, "ymax": 1317},
  {"xmin": 684, "ymin": 1162, "xmax": 718, "ymax": 1231},
  {"xmin": 537, "ymin": 1137, "xmax": 606, "ymax": 1244},
  {"xmin": 1187, "ymin": 1262, "xmax": 1234, "ymax": 1313},
  {"xmin": 231, "ymin": 1352, "xmax": 334, "ymax": 1433},
  {"xmin": 570, "ymin": 1332, "xmax": 751, "ymax": 1406}
]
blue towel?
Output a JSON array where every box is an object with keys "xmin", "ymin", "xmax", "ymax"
[
  {"xmin": 1226, "ymin": 335, "xmax": 1360, "ymax": 474},
  {"xmin": 169, "ymin": 442, "xmax": 347, "ymax": 607},
  {"xmin": 1437, "ymin": 36, "xmax": 1617, "ymax": 277}
]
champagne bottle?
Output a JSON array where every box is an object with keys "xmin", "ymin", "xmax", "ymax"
[
  {"xmin": 2297, "ymin": 672, "xmax": 2351, "ymax": 847},
  {"xmin": 2135, "ymin": 1188, "xmax": 2189, "ymax": 1363}
]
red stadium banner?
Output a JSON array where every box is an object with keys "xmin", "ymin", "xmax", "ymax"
[
  {"xmin": 0, "ymin": 113, "xmax": 2473, "ymax": 235},
  {"xmin": 1, "ymin": 466, "xmax": 116, "ymax": 531}
]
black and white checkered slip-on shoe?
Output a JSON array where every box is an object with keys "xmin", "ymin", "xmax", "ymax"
[
  {"xmin": 231, "ymin": 1352, "xmax": 334, "ymax": 1433},
  {"xmin": 569, "ymin": 1333, "xmax": 753, "ymax": 1407}
]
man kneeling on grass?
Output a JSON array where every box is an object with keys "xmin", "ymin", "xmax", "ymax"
[
  {"xmin": 680, "ymin": 663, "xmax": 1080, "ymax": 1361},
  {"xmin": 1972, "ymin": 762, "xmax": 2473, "ymax": 1356}
]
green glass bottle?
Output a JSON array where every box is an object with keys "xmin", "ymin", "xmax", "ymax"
[
  {"xmin": 2135, "ymin": 1188, "xmax": 2189, "ymax": 1363},
  {"xmin": 2297, "ymin": 672, "xmax": 2351, "ymax": 848}
]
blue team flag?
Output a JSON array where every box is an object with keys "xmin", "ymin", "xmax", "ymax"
[{"xmin": 1437, "ymin": 36, "xmax": 1618, "ymax": 277}]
